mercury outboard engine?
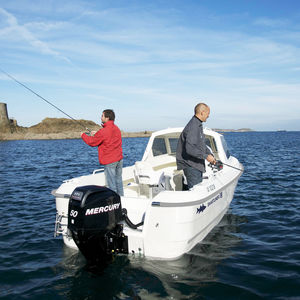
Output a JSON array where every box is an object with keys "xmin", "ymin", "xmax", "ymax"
[{"xmin": 68, "ymin": 185, "xmax": 128, "ymax": 265}]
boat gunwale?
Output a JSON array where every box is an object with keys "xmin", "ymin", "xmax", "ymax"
[
  {"xmin": 53, "ymin": 166, "xmax": 243, "ymax": 204},
  {"xmin": 151, "ymin": 168, "xmax": 242, "ymax": 208}
]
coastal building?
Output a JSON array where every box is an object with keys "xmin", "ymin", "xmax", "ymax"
[
  {"xmin": 0, "ymin": 102, "xmax": 18, "ymax": 133},
  {"xmin": 0, "ymin": 102, "xmax": 10, "ymax": 126}
]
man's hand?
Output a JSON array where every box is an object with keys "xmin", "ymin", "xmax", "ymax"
[
  {"xmin": 81, "ymin": 131, "xmax": 91, "ymax": 136},
  {"xmin": 206, "ymin": 154, "xmax": 216, "ymax": 165}
]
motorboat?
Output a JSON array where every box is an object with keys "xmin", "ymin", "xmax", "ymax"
[{"xmin": 52, "ymin": 127, "xmax": 243, "ymax": 263}]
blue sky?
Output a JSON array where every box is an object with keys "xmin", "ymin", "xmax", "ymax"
[{"xmin": 0, "ymin": 0, "xmax": 300, "ymax": 131}]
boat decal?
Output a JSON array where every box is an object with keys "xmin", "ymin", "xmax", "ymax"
[
  {"xmin": 70, "ymin": 210, "xmax": 78, "ymax": 218},
  {"xmin": 207, "ymin": 184, "xmax": 216, "ymax": 192},
  {"xmin": 207, "ymin": 192, "xmax": 223, "ymax": 207},
  {"xmin": 72, "ymin": 191, "xmax": 84, "ymax": 201},
  {"xmin": 188, "ymin": 205, "xmax": 229, "ymax": 244},
  {"xmin": 85, "ymin": 203, "xmax": 121, "ymax": 216},
  {"xmin": 196, "ymin": 204, "xmax": 206, "ymax": 214},
  {"xmin": 151, "ymin": 202, "xmax": 161, "ymax": 206}
]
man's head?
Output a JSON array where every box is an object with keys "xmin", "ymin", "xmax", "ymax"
[
  {"xmin": 194, "ymin": 103, "xmax": 210, "ymax": 122},
  {"xmin": 101, "ymin": 109, "xmax": 115, "ymax": 123}
]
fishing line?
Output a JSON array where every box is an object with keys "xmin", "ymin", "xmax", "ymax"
[
  {"xmin": 220, "ymin": 161, "xmax": 285, "ymax": 188},
  {"xmin": 0, "ymin": 67, "xmax": 90, "ymax": 132}
]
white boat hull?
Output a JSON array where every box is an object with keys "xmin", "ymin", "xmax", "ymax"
[{"xmin": 123, "ymin": 170, "xmax": 240, "ymax": 259}]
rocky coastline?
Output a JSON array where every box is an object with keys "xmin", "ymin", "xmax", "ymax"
[
  {"xmin": 0, "ymin": 117, "xmax": 153, "ymax": 140},
  {"xmin": 0, "ymin": 117, "xmax": 253, "ymax": 141}
]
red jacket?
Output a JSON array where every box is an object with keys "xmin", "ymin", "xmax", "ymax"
[{"xmin": 81, "ymin": 120, "xmax": 123, "ymax": 165}]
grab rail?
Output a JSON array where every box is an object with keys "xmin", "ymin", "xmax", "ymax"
[
  {"xmin": 93, "ymin": 168, "xmax": 104, "ymax": 175},
  {"xmin": 51, "ymin": 189, "xmax": 71, "ymax": 199}
]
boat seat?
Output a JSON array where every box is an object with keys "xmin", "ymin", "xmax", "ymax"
[
  {"xmin": 134, "ymin": 161, "xmax": 165, "ymax": 186},
  {"xmin": 173, "ymin": 169, "xmax": 195, "ymax": 190},
  {"xmin": 134, "ymin": 161, "xmax": 168, "ymax": 198},
  {"xmin": 172, "ymin": 169, "xmax": 189, "ymax": 191}
]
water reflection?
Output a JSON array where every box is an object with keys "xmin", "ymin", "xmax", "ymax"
[
  {"xmin": 54, "ymin": 211, "xmax": 246, "ymax": 299},
  {"xmin": 127, "ymin": 212, "xmax": 246, "ymax": 298}
]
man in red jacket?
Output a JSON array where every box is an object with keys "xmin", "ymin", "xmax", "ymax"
[{"xmin": 81, "ymin": 109, "xmax": 124, "ymax": 196}]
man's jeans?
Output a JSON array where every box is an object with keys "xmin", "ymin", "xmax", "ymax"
[
  {"xmin": 183, "ymin": 166, "xmax": 203, "ymax": 189},
  {"xmin": 104, "ymin": 159, "xmax": 124, "ymax": 196}
]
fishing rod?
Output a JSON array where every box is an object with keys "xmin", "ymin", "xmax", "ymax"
[
  {"xmin": 0, "ymin": 67, "xmax": 91, "ymax": 132},
  {"xmin": 214, "ymin": 160, "xmax": 285, "ymax": 188}
]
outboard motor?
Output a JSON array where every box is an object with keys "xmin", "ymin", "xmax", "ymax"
[{"xmin": 68, "ymin": 185, "xmax": 128, "ymax": 265}]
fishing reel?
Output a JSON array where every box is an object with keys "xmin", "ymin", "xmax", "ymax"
[{"xmin": 209, "ymin": 160, "xmax": 223, "ymax": 171}]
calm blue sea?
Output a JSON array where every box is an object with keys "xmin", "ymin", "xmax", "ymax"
[{"xmin": 0, "ymin": 132, "xmax": 299, "ymax": 300}]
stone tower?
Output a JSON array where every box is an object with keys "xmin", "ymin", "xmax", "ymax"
[{"xmin": 0, "ymin": 102, "xmax": 10, "ymax": 126}]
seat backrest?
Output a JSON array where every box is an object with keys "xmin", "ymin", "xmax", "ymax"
[{"xmin": 134, "ymin": 161, "xmax": 164, "ymax": 185}]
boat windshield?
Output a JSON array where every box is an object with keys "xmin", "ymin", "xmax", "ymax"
[
  {"xmin": 152, "ymin": 133, "xmax": 180, "ymax": 157},
  {"xmin": 221, "ymin": 135, "xmax": 230, "ymax": 159},
  {"xmin": 169, "ymin": 138, "xmax": 178, "ymax": 154},
  {"xmin": 152, "ymin": 137, "xmax": 168, "ymax": 156},
  {"xmin": 152, "ymin": 133, "xmax": 222, "ymax": 158}
]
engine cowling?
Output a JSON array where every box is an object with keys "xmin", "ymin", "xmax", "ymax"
[{"xmin": 67, "ymin": 185, "xmax": 128, "ymax": 265}]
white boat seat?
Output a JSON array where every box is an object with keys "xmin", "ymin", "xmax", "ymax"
[
  {"xmin": 134, "ymin": 161, "xmax": 165, "ymax": 186},
  {"xmin": 173, "ymin": 169, "xmax": 188, "ymax": 191}
]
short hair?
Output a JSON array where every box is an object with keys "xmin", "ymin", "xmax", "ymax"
[
  {"xmin": 194, "ymin": 103, "xmax": 209, "ymax": 115},
  {"xmin": 103, "ymin": 109, "xmax": 115, "ymax": 121}
]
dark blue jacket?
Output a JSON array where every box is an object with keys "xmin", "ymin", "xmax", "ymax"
[{"xmin": 176, "ymin": 116, "xmax": 211, "ymax": 172}]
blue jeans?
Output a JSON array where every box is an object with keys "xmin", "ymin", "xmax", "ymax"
[
  {"xmin": 104, "ymin": 159, "xmax": 124, "ymax": 196},
  {"xmin": 183, "ymin": 166, "xmax": 203, "ymax": 189}
]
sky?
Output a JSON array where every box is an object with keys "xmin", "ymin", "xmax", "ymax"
[{"xmin": 0, "ymin": 0, "xmax": 300, "ymax": 131}]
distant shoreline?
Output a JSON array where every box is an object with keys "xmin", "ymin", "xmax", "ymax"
[
  {"xmin": 0, "ymin": 130, "xmax": 153, "ymax": 141},
  {"xmin": 0, "ymin": 117, "xmax": 254, "ymax": 141},
  {"xmin": 0, "ymin": 129, "xmax": 255, "ymax": 141}
]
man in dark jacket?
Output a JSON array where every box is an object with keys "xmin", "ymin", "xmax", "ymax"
[
  {"xmin": 176, "ymin": 103, "xmax": 216, "ymax": 189},
  {"xmin": 81, "ymin": 109, "xmax": 124, "ymax": 196}
]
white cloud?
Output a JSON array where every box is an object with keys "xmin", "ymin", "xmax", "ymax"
[
  {"xmin": 0, "ymin": 8, "xmax": 71, "ymax": 62},
  {"xmin": 253, "ymin": 17, "xmax": 289, "ymax": 28}
]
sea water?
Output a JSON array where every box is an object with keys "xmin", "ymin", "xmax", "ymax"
[{"xmin": 0, "ymin": 132, "xmax": 299, "ymax": 299}]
